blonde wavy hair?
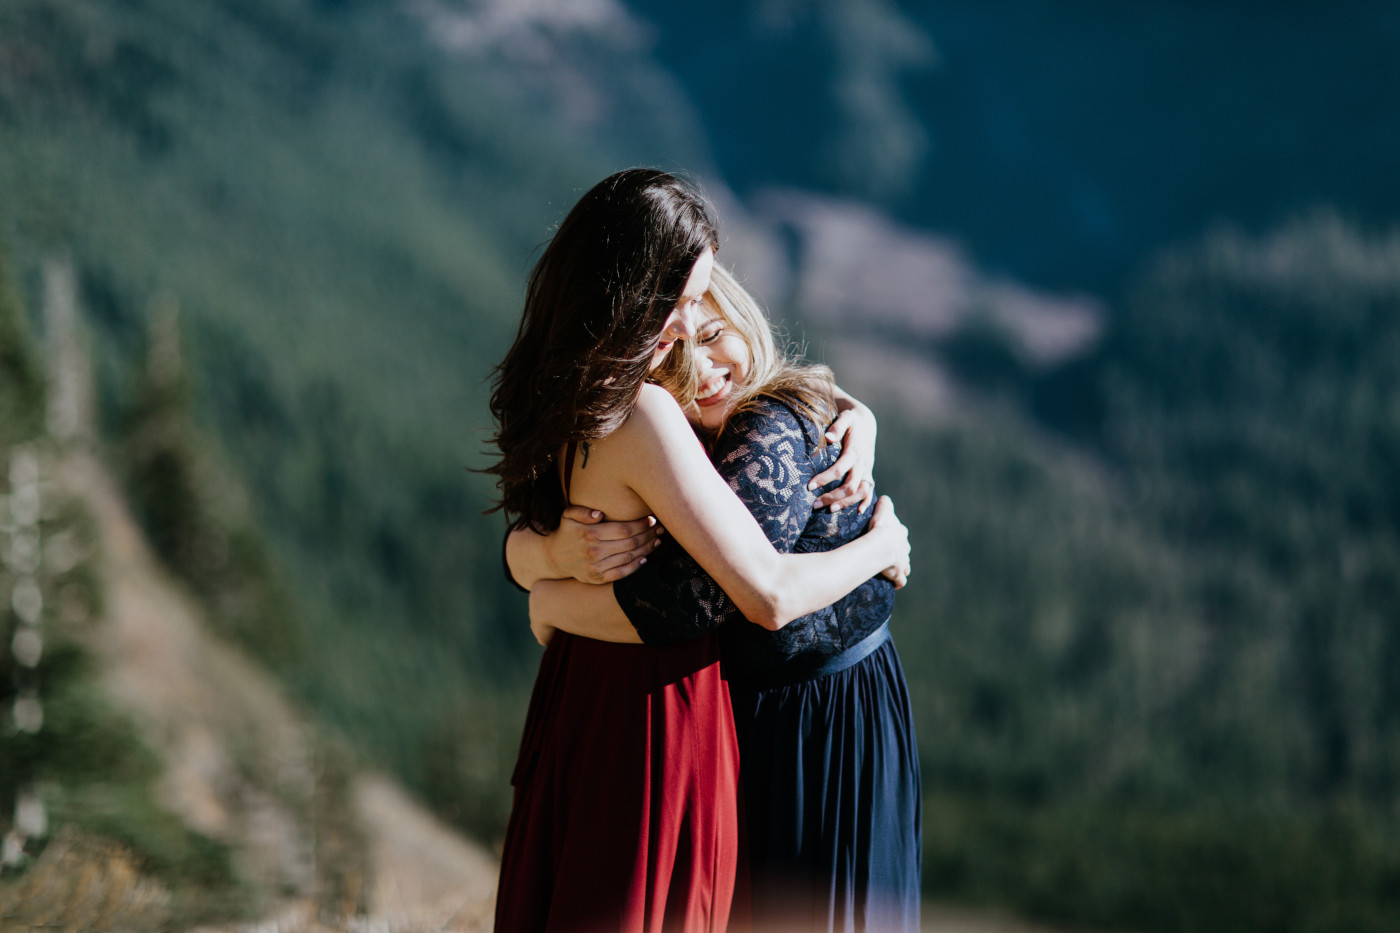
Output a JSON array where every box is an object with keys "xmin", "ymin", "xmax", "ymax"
[{"xmin": 652, "ymin": 263, "xmax": 837, "ymax": 436}]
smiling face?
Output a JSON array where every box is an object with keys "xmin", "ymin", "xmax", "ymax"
[
  {"xmin": 651, "ymin": 247, "xmax": 715, "ymax": 370},
  {"xmin": 688, "ymin": 298, "xmax": 753, "ymax": 432},
  {"xmin": 649, "ymin": 261, "xmax": 836, "ymax": 443}
]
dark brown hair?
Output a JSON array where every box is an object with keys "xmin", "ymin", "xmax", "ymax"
[{"xmin": 487, "ymin": 169, "xmax": 718, "ymax": 531}]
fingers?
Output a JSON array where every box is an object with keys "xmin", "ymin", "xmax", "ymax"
[
  {"xmin": 582, "ymin": 514, "xmax": 659, "ymax": 542},
  {"xmin": 815, "ymin": 483, "xmax": 861, "ymax": 512},
  {"xmin": 808, "ymin": 446, "xmax": 854, "ymax": 491},
  {"xmin": 880, "ymin": 561, "xmax": 910, "ymax": 589},
  {"xmin": 600, "ymin": 548, "xmax": 654, "ymax": 583},
  {"xmin": 823, "ymin": 409, "xmax": 857, "ymax": 445},
  {"xmin": 587, "ymin": 527, "xmax": 660, "ymax": 563},
  {"xmin": 814, "ymin": 476, "xmax": 875, "ymax": 512},
  {"xmin": 562, "ymin": 505, "xmax": 604, "ymax": 525},
  {"xmin": 851, "ymin": 479, "xmax": 873, "ymax": 509},
  {"xmin": 809, "ymin": 444, "xmax": 876, "ymax": 513},
  {"xmin": 592, "ymin": 535, "xmax": 663, "ymax": 579}
]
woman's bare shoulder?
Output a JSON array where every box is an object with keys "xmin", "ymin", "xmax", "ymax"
[
  {"xmin": 586, "ymin": 383, "xmax": 689, "ymax": 461},
  {"xmin": 620, "ymin": 382, "xmax": 690, "ymax": 437},
  {"xmin": 634, "ymin": 381, "xmax": 685, "ymax": 415}
]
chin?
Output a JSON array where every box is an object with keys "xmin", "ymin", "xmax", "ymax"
[
  {"xmin": 686, "ymin": 407, "xmax": 723, "ymax": 435},
  {"xmin": 698, "ymin": 403, "xmax": 735, "ymax": 433}
]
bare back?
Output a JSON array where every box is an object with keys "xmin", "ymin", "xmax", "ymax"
[{"xmin": 560, "ymin": 414, "xmax": 657, "ymax": 522}]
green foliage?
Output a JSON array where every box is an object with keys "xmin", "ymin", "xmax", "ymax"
[
  {"xmin": 0, "ymin": 250, "xmax": 44, "ymax": 444},
  {"xmin": 0, "ymin": 252, "xmax": 244, "ymax": 921},
  {"xmin": 419, "ymin": 687, "xmax": 528, "ymax": 844},
  {"xmin": 3, "ymin": 1, "xmax": 1398, "ymax": 930},
  {"xmin": 865, "ymin": 215, "xmax": 1400, "ymax": 930},
  {"xmin": 0, "ymin": 0, "xmax": 598, "ymax": 824},
  {"xmin": 37, "ymin": 651, "xmax": 246, "ymax": 919},
  {"xmin": 1100, "ymin": 217, "xmax": 1400, "ymax": 800},
  {"xmin": 121, "ymin": 309, "xmax": 305, "ymax": 671},
  {"xmin": 924, "ymin": 793, "xmax": 1400, "ymax": 933}
]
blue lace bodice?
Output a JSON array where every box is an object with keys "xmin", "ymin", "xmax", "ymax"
[{"xmin": 614, "ymin": 398, "xmax": 895, "ymax": 682}]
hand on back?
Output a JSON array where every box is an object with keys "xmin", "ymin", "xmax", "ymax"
[
  {"xmin": 867, "ymin": 496, "xmax": 911, "ymax": 589},
  {"xmin": 811, "ymin": 398, "xmax": 877, "ymax": 513},
  {"xmin": 549, "ymin": 505, "xmax": 664, "ymax": 584}
]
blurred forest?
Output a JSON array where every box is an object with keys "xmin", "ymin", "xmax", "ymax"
[{"xmin": 1, "ymin": 1, "xmax": 1398, "ymax": 930}]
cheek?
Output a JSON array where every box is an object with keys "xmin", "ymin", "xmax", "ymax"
[
  {"xmin": 727, "ymin": 341, "xmax": 752, "ymax": 385},
  {"xmin": 657, "ymin": 308, "xmax": 684, "ymax": 341}
]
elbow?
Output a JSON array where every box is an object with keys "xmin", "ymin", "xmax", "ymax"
[
  {"xmin": 743, "ymin": 587, "xmax": 795, "ymax": 632},
  {"xmin": 528, "ymin": 583, "xmax": 555, "ymax": 625}
]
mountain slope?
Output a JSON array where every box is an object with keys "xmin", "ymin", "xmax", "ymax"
[{"xmin": 34, "ymin": 430, "xmax": 499, "ymax": 929}]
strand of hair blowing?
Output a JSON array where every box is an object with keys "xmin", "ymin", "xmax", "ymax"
[{"xmin": 488, "ymin": 169, "xmax": 718, "ymax": 532}]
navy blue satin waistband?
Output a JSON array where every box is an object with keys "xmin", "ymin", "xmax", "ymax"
[{"xmin": 744, "ymin": 619, "xmax": 891, "ymax": 690}]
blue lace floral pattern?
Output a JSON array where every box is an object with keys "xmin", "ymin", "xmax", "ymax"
[{"xmin": 614, "ymin": 399, "xmax": 895, "ymax": 682}]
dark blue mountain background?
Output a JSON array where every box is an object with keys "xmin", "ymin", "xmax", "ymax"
[
  {"xmin": 1, "ymin": 1, "xmax": 1398, "ymax": 929},
  {"xmin": 632, "ymin": 0, "xmax": 1400, "ymax": 291}
]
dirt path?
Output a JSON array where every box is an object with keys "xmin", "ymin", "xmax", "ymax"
[
  {"xmin": 354, "ymin": 774, "xmax": 498, "ymax": 930},
  {"xmin": 64, "ymin": 450, "xmax": 499, "ymax": 929}
]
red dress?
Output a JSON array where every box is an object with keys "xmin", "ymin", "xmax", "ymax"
[{"xmin": 494, "ymin": 630, "xmax": 742, "ymax": 932}]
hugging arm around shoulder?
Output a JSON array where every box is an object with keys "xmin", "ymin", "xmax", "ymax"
[
  {"xmin": 615, "ymin": 400, "xmax": 886, "ymax": 644},
  {"xmin": 530, "ymin": 388, "xmax": 898, "ymax": 644}
]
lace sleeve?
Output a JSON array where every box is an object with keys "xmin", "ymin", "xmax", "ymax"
[
  {"xmin": 614, "ymin": 403, "xmax": 836, "ymax": 644},
  {"xmin": 710, "ymin": 403, "xmax": 824, "ymax": 551},
  {"xmin": 613, "ymin": 538, "xmax": 737, "ymax": 645}
]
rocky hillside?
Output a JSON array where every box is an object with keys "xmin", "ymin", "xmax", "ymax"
[{"xmin": 0, "ymin": 253, "xmax": 499, "ymax": 929}]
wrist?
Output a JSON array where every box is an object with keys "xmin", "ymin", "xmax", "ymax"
[
  {"xmin": 541, "ymin": 534, "xmax": 564, "ymax": 580},
  {"xmin": 854, "ymin": 526, "xmax": 889, "ymax": 573},
  {"xmin": 528, "ymin": 584, "xmax": 549, "ymax": 626},
  {"xmin": 873, "ymin": 525, "xmax": 903, "ymax": 567}
]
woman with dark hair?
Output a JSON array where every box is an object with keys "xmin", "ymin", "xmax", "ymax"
[
  {"xmin": 489, "ymin": 170, "xmax": 910, "ymax": 932},
  {"xmin": 515, "ymin": 265, "xmax": 921, "ymax": 932}
]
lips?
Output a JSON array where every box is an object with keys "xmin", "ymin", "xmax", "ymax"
[{"xmin": 695, "ymin": 371, "xmax": 731, "ymax": 407}]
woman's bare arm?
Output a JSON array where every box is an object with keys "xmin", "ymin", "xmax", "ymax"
[
  {"xmin": 528, "ymin": 579, "xmax": 640, "ymax": 646},
  {"xmin": 812, "ymin": 385, "xmax": 878, "ymax": 512},
  {"xmin": 511, "ymin": 385, "xmax": 875, "ymax": 586},
  {"xmin": 603, "ymin": 384, "xmax": 907, "ymax": 631},
  {"xmin": 530, "ymin": 494, "xmax": 906, "ymax": 644}
]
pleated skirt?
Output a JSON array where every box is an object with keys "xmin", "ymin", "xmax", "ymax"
[
  {"xmin": 495, "ymin": 631, "xmax": 742, "ymax": 933},
  {"xmin": 731, "ymin": 631, "xmax": 921, "ymax": 933}
]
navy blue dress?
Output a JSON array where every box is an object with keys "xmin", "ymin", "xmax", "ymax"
[{"xmin": 615, "ymin": 399, "xmax": 922, "ymax": 933}]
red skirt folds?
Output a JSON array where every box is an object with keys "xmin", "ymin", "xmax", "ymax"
[{"xmin": 495, "ymin": 631, "xmax": 742, "ymax": 933}]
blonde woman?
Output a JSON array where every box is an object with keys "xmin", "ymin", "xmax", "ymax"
[{"xmin": 521, "ymin": 265, "xmax": 921, "ymax": 932}]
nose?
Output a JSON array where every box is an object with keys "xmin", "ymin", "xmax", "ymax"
[{"xmin": 662, "ymin": 304, "xmax": 701, "ymax": 341}]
